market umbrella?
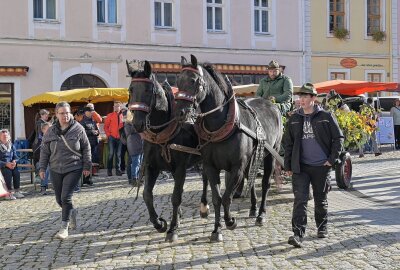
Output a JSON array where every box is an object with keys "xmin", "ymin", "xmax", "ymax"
[
  {"xmin": 22, "ymin": 88, "xmax": 129, "ymax": 106},
  {"xmin": 313, "ymin": 80, "xmax": 399, "ymax": 96}
]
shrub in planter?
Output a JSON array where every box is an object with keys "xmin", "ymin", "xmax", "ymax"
[
  {"xmin": 371, "ymin": 30, "xmax": 386, "ymax": 42},
  {"xmin": 333, "ymin": 28, "xmax": 349, "ymax": 40}
]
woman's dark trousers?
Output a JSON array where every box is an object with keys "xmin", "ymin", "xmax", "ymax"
[
  {"xmin": 291, "ymin": 164, "xmax": 331, "ymax": 237},
  {"xmin": 50, "ymin": 169, "xmax": 82, "ymax": 222},
  {"xmin": 1, "ymin": 167, "xmax": 20, "ymax": 190}
]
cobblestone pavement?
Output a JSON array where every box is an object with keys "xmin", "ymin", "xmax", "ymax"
[{"xmin": 0, "ymin": 149, "xmax": 399, "ymax": 269}]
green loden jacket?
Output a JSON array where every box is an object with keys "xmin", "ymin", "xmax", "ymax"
[{"xmin": 256, "ymin": 74, "xmax": 293, "ymax": 113}]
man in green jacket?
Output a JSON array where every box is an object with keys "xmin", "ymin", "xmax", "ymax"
[{"xmin": 256, "ymin": 60, "xmax": 293, "ymax": 115}]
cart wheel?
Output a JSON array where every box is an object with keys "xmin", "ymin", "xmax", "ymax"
[{"xmin": 335, "ymin": 152, "xmax": 352, "ymax": 189}]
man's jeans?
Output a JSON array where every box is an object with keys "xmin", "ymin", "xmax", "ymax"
[
  {"xmin": 107, "ymin": 136, "xmax": 122, "ymax": 171},
  {"xmin": 291, "ymin": 164, "xmax": 331, "ymax": 237},
  {"xmin": 128, "ymin": 154, "xmax": 143, "ymax": 180},
  {"xmin": 50, "ymin": 169, "xmax": 82, "ymax": 222}
]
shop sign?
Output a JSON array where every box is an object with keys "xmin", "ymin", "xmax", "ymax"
[{"xmin": 340, "ymin": 58, "xmax": 357, "ymax": 68}]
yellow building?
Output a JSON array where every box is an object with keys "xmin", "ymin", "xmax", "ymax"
[{"xmin": 309, "ymin": 0, "xmax": 393, "ymax": 91}]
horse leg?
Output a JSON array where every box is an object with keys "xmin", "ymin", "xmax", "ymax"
[
  {"xmin": 222, "ymin": 169, "xmax": 243, "ymax": 230},
  {"xmin": 207, "ymin": 167, "xmax": 223, "ymax": 242},
  {"xmin": 200, "ymin": 170, "xmax": 210, "ymax": 218},
  {"xmin": 143, "ymin": 167, "xmax": 167, "ymax": 233},
  {"xmin": 249, "ymin": 183, "xmax": 257, "ymax": 217},
  {"xmin": 165, "ymin": 168, "xmax": 186, "ymax": 242},
  {"xmin": 256, "ymin": 154, "xmax": 274, "ymax": 226}
]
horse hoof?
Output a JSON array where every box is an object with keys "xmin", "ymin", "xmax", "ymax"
[
  {"xmin": 210, "ymin": 232, "xmax": 223, "ymax": 242},
  {"xmin": 200, "ymin": 209, "xmax": 209, "ymax": 219},
  {"xmin": 255, "ymin": 216, "xmax": 265, "ymax": 226},
  {"xmin": 155, "ymin": 218, "xmax": 168, "ymax": 233},
  {"xmin": 199, "ymin": 203, "xmax": 210, "ymax": 218},
  {"xmin": 249, "ymin": 209, "xmax": 257, "ymax": 218},
  {"xmin": 225, "ymin": 217, "xmax": 237, "ymax": 230},
  {"xmin": 165, "ymin": 232, "xmax": 178, "ymax": 242}
]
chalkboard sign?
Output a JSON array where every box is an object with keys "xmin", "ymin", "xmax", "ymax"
[{"xmin": 377, "ymin": 117, "xmax": 395, "ymax": 144}]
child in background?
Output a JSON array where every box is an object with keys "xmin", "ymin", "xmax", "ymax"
[{"xmin": 38, "ymin": 122, "xmax": 52, "ymax": 195}]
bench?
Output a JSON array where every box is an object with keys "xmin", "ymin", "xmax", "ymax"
[{"xmin": 16, "ymin": 149, "xmax": 36, "ymax": 186}]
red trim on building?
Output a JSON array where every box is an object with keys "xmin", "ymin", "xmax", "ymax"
[{"xmin": 0, "ymin": 66, "xmax": 29, "ymax": 76}]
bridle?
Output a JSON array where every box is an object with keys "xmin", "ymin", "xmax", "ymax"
[
  {"xmin": 175, "ymin": 66, "xmax": 235, "ymax": 119},
  {"xmin": 128, "ymin": 77, "xmax": 175, "ymax": 130}
]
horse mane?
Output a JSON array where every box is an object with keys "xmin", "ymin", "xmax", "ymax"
[{"xmin": 202, "ymin": 63, "xmax": 232, "ymax": 97}]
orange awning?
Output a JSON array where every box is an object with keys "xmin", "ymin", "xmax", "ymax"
[{"xmin": 314, "ymin": 80, "xmax": 399, "ymax": 96}]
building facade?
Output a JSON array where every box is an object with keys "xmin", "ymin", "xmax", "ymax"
[
  {"xmin": 0, "ymin": 0, "xmax": 305, "ymax": 139},
  {"xmin": 309, "ymin": 0, "xmax": 393, "ymax": 87}
]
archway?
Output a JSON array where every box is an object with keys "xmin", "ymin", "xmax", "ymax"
[{"xmin": 60, "ymin": 74, "xmax": 107, "ymax": 90}]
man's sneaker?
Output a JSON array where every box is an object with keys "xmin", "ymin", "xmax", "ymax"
[
  {"xmin": 116, "ymin": 170, "xmax": 123, "ymax": 176},
  {"xmin": 359, "ymin": 154, "xmax": 364, "ymax": 158},
  {"xmin": 13, "ymin": 191, "xmax": 25, "ymax": 199},
  {"xmin": 56, "ymin": 222, "xmax": 69, "ymax": 240},
  {"xmin": 375, "ymin": 152, "xmax": 382, "ymax": 157},
  {"xmin": 107, "ymin": 170, "xmax": 112, "ymax": 176},
  {"xmin": 74, "ymin": 186, "xmax": 80, "ymax": 193},
  {"xmin": 288, "ymin": 235, "xmax": 303, "ymax": 248},
  {"xmin": 7, "ymin": 193, "xmax": 16, "ymax": 200},
  {"xmin": 317, "ymin": 230, "xmax": 328, "ymax": 238},
  {"xmin": 69, "ymin": 209, "xmax": 78, "ymax": 230}
]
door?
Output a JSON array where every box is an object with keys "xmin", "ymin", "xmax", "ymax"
[{"xmin": 0, "ymin": 83, "xmax": 14, "ymax": 140}]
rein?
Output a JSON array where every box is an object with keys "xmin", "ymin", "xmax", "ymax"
[
  {"xmin": 129, "ymin": 76, "xmax": 180, "ymax": 162},
  {"xmin": 130, "ymin": 77, "xmax": 177, "ymax": 130}
]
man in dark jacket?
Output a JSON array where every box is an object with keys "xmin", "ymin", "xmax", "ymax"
[
  {"xmin": 284, "ymin": 83, "xmax": 344, "ymax": 248},
  {"xmin": 79, "ymin": 106, "xmax": 100, "ymax": 185},
  {"xmin": 256, "ymin": 60, "xmax": 293, "ymax": 115}
]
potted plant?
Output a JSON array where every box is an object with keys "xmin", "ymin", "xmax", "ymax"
[
  {"xmin": 332, "ymin": 27, "xmax": 349, "ymax": 40},
  {"xmin": 371, "ymin": 30, "xmax": 386, "ymax": 42}
]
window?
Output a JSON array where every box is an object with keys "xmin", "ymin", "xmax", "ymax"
[
  {"xmin": 254, "ymin": 0, "xmax": 270, "ymax": 34},
  {"xmin": 367, "ymin": 0, "xmax": 381, "ymax": 35},
  {"xmin": 207, "ymin": 0, "xmax": 223, "ymax": 31},
  {"xmin": 329, "ymin": 0, "xmax": 345, "ymax": 32},
  {"xmin": 155, "ymin": 1, "xmax": 173, "ymax": 28},
  {"xmin": 367, "ymin": 73, "xmax": 382, "ymax": 82},
  {"xmin": 33, "ymin": 0, "xmax": 56, "ymax": 20},
  {"xmin": 330, "ymin": 72, "xmax": 346, "ymax": 80},
  {"xmin": 97, "ymin": 0, "xmax": 117, "ymax": 24},
  {"xmin": 60, "ymin": 74, "xmax": 107, "ymax": 90}
]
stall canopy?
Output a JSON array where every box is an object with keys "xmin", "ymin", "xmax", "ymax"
[
  {"xmin": 313, "ymin": 80, "xmax": 399, "ymax": 96},
  {"xmin": 22, "ymin": 88, "xmax": 129, "ymax": 106}
]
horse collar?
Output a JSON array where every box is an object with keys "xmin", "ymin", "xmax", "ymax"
[{"xmin": 194, "ymin": 96, "xmax": 238, "ymax": 143}]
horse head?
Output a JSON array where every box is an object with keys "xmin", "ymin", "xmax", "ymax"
[
  {"xmin": 126, "ymin": 60, "xmax": 168, "ymax": 132},
  {"xmin": 175, "ymin": 54, "xmax": 232, "ymax": 123},
  {"xmin": 175, "ymin": 55, "xmax": 208, "ymax": 123}
]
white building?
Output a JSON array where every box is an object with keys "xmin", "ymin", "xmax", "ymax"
[{"xmin": 0, "ymin": 0, "xmax": 305, "ymax": 139}]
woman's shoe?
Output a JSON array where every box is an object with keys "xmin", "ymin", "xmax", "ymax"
[{"xmin": 56, "ymin": 222, "xmax": 69, "ymax": 239}]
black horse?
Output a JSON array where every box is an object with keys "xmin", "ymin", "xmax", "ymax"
[
  {"xmin": 126, "ymin": 60, "xmax": 209, "ymax": 242},
  {"xmin": 175, "ymin": 55, "xmax": 283, "ymax": 242}
]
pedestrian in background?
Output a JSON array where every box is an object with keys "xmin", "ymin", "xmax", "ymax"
[
  {"xmin": 79, "ymin": 106, "xmax": 100, "ymax": 185},
  {"xmin": 31, "ymin": 109, "xmax": 50, "ymax": 166},
  {"xmin": 123, "ymin": 110, "xmax": 143, "ymax": 186},
  {"xmin": 39, "ymin": 101, "xmax": 91, "ymax": 240},
  {"xmin": 390, "ymin": 99, "xmax": 400, "ymax": 150},
  {"xmin": 0, "ymin": 129, "xmax": 24, "ymax": 200},
  {"xmin": 284, "ymin": 83, "xmax": 344, "ymax": 248},
  {"xmin": 38, "ymin": 122, "xmax": 52, "ymax": 195},
  {"xmin": 104, "ymin": 101, "xmax": 123, "ymax": 176},
  {"xmin": 359, "ymin": 97, "xmax": 381, "ymax": 157}
]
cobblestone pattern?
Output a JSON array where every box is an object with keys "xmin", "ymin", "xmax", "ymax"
[{"xmin": 0, "ymin": 149, "xmax": 399, "ymax": 269}]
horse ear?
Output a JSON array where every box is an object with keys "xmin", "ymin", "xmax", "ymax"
[
  {"xmin": 162, "ymin": 79, "xmax": 172, "ymax": 93},
  {"xmin": 190, "ymin": 54, "xmax": 198, "ymax": 67},
  {"xmin": 181, "ymin": 56, "xmax": 188, "ymax": 66},
  {"xmin": 144, "ymin": 61, "xmax": 152, "ymax": 77},
  {"xmin": 126, "ymin": 60, "xmax": 133, "ymax": 77}
]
